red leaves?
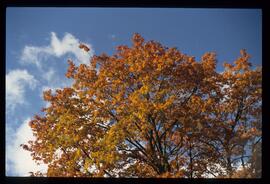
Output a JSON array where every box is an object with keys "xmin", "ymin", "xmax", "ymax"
[
  {"xmin": 132, "ymin": 33, "xmax": 145, "ymax": 47},
  {"xmin": 22, "ymin": 33, "xmax": 261, "ymax": 178},
  {"xmin": 43, "ymin": 89, "xmax": 53, "ymax": 101},
  {"xmin": 79, "ymin": 43, "xmax": 90, "ymax": 52},
  {"xmin": 66, "ymin": 60, "xmax": 77, "ymax": 78}
]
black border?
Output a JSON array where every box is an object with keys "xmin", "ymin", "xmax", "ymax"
[{"xmin": 1, "ymin": 0, "xmax": 267, "ymax": 184}]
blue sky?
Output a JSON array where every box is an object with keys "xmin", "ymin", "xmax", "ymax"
[{"xmin": 6, "ymin": 8, "xmax": 262, "ymax": 176}]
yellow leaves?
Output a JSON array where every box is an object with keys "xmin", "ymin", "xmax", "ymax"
[
  {"xmin": 157, "ymin": 62, "xmax": 164, "ymax": 71},
  {"xmin": 132, "ymin": 33, "xmax": 145, "ymax": 47},
  {"xmin": 75, "ymin": 149, "xmax": 81, "ymax": 159},
  {"xmin": 29, "ymin": 120, "xmax": 37, "ymax": 129},
  {"xmin": 135, "ymin": 112, "xmax": 145, "ymax": 121},
  {"xmin": 59, "ymin": 111, "xmax": 75, "ymax": 125},
  {"xmin": 236, "ymin": 49, "xmax": 251, "ymax": 70},
  {"xmin": 43, "ymin": 89, "xmax": 53, "ymax": 101},
  {"xmin": 140, "ymin": 85, "xmax": 150, "ymax": 94},
  {"xmin": 186, "ymin": 56, "xmax": 195, "ymax": 64},
  {"xmin": 190, "ymin": 95, "xmax": 202, "ymax": 106},
  {"xmin": 84, "ymin": 158, "xmax": 92, "ymax": 171},
  {"xmin": 66, "ymin": 60, "xmax": 77, "ymax": 78},
  {"xmin": 223, "ymin": 62, "xmax": 234, "ymax": 71},
  {"xmin": 223, "ymin": 49, "xmax": 252, "ymax": 75},
  {"xmin": 154, "ymin": 95, "xmax": 176, "ymax": 112},
  {"xmin": 74, "ymin": 134, "xmax": 80, "ymax": 142},
  {"xmin": 254, "ymin": 88, "xmax": 262, "ymax": 95},
  {"xmin": 201, "ymin": 52, "xmax": 216, "ymax": 62},
  {"xmin": 129, "ymin": 65, "xmax": 136, "ymax": 73},
  {"xmin": 23, "ymin": 34, "xmax": 262, "ymax": 178},
  {"xmin": 201, "ymin": 52, "xmax": 216, "ymax": 76}
]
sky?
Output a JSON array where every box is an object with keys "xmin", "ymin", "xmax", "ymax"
[{"xmin": 5, "ymin": 7, "xmax": 262, "ymax": 176}]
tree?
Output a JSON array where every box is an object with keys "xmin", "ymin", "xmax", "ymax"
[
  {"xmin": 22, "ymin": 33, "xmax": 261, "ymax": 178},
  {"xmin": 200, "ymin": 50, "xmax": 262, "ymax": 178}
]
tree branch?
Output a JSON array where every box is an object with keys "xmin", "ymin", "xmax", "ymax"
[{"xmin": 103, "ymin": 169, "xmax": 113, "ymax": 177}]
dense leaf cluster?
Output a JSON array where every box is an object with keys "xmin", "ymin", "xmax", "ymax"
[{"xmin": 23, "ymin": 34, "xmax": 261, "ymax": 178}]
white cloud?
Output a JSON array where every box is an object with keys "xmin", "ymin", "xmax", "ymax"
[
  {"xmin": 6, "ymin": 31, "xmax": 94, "ymax": 176},
  {"xmin": 6, "ymin": 118, "xmax": 47, "ymax": 176},
  {"xmin": 21, "ymin": 32, "xmax": 94, "ymax": 67},
  {"xmin": 19, "ymin": 31, "xmax": 94, "ymax": 103},
  {"xmin": 20, "ymin": 46, "xmax": 50, "ymax": 68},
  {"xmin": 42, "ymin": 67, "xmax": 56, "ymax": 83},
  {"xmin": 6, "ymin": 69, "xmax": 38, "ymax": 111}
]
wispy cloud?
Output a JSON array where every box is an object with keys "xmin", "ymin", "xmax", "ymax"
[
  {"xmin": 6, "ymin": 118, "xmax": 48, "ymax": 176},
  {"xmin": 20, "ymin": 46, "xmax": 50, "ymax": 68},
  {"xmin": 6, "ymin": 69, "xmax": 38, "ymax": 112},
  {"xmin": 41, "ymin": 67, "xmax": 56, "ymax": 83},
  {"xmin": 21, "ymin": 32, "xmax": 94, "ymax": 67},
  {"xmin": 19, "ymin": 31, "xmax": 90, "ymax": 108},
  {"xmin": 6, "ymin": 32, "xmax": 95, "ymax": 176}
]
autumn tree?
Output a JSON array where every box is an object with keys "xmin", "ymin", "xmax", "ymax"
[
  {"xmin": 197, "ymin": 50, "xmax": 261, "ymax": 178},
  {"xmin": 22, "ymin": 33, "xmax": 261, "ymax": 178}
]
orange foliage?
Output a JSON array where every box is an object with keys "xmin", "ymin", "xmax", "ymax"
[{"xmin": 22, "ymin": 33, "xmax": 261, "ymax": 178}]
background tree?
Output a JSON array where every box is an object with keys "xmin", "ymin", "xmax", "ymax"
[
  {"xmin": 205, "ymin": 50, "xmax": 262, "ymax": 178},
  {"xmin": 22, "ymin": 33, "xmax": 261, "ymax": 178}
]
